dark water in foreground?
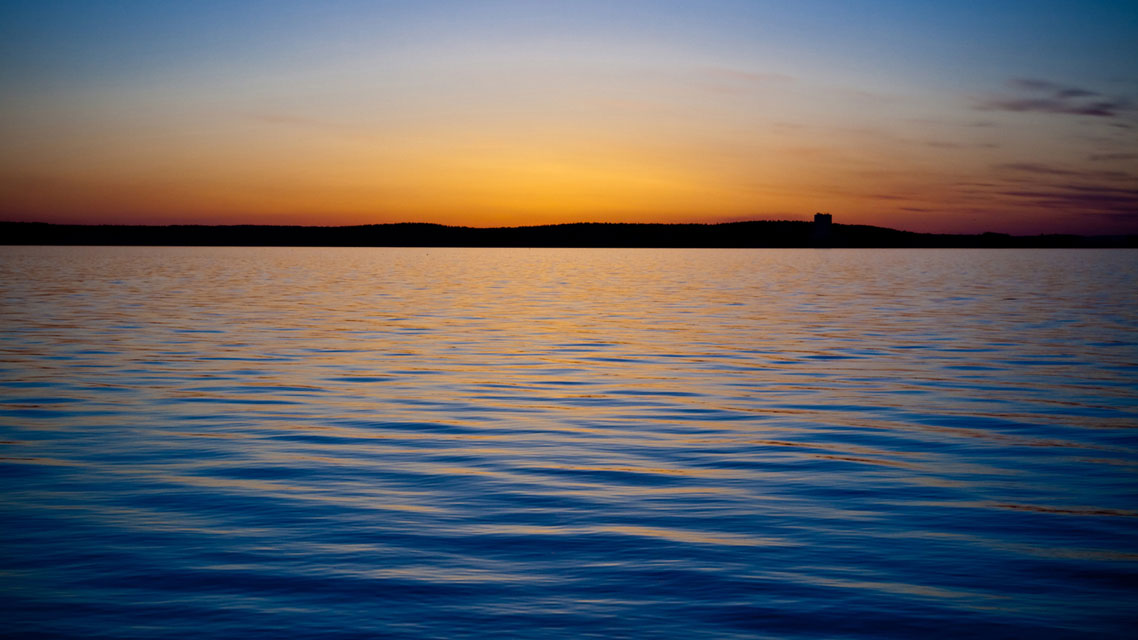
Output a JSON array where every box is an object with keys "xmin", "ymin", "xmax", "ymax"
[{"xmin": 1, "ymin": 247, "xmax": 1136, "ymax": 639}]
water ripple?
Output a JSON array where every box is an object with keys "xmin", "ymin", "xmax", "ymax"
[{"xmin": 2, "ymin": 247, "xmax": 1137, "ymax": 639}]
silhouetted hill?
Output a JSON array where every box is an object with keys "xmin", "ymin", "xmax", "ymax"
[{"xmin": 2, "ymin": 220, "xmax": 1134, "ymax": 248}]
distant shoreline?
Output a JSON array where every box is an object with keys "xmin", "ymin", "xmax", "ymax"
[{"xmin": 2, "ymin": 220, "xmax": 1135, "ymax": 248}]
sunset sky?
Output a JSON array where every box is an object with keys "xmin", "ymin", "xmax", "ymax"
[{"xmin": 2, "ymin": 1, "xmax": 1136, "ymax": 234}]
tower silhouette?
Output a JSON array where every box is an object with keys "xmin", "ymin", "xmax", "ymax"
[{"xmin": 812, "ymin": 213, "xmax": 832, "ymax": 246}]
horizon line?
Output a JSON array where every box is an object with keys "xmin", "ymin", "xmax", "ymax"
[{"xmin": 4, "ymin": 218, "xmax": 1134, "ymax": 239}]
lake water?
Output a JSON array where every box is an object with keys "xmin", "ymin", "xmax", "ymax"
[{"xmin": 1, "ymin": 246, "xmax": 1136, "ymax": 639}]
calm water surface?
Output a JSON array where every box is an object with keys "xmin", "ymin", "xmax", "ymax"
[{"xmin": 1, "ymin": 247, "xmax": 1136, "ymax": 639}]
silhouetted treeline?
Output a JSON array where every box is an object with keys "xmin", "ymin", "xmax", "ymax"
[{"xmin": 2, "ymin": 220, "xmax": 1135, "ymax": 248}]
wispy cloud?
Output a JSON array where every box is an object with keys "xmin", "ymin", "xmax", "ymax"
[
  {"xmin": 995, "ymin": 162, "xmax": 1077, "ymax": 176},
  {"xmin": 1088, "ymin": 152, "xmax": 1138, "ymax": 162},
  {"xmin": 1083, "ymin": 212, "xmax": 1138, "ymax": 222},
  {"xmin": 925, "ymin": 140, "xmax": 998, "ymax": 150},
  {"xmin": 999, "ymin": 184, "xmax": 1138, "ymax": 217},
  {"xmin": 951, "ymin": 165, "xmax": 1138, "ymax": 223},
  {"xmin": 995, "ymin": 162, "xmax": 1135, "ymax": 182},
  {"xmin": 977, "ymin": 78, "xmax": 1130, "ymax": 117}
]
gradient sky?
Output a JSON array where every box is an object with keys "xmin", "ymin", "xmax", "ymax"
[{"xmin": 2, "ymin": 1, "xmax": 1136, "ymax": 233}]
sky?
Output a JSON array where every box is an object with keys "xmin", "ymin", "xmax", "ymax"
[{"xmin": 1, "ymin": 1, "xmax": 1136, "ymax": 234}]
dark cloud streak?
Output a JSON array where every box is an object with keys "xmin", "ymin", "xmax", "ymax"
[
  {"xmin": 978, "ymin": 78, "xmax": 1130, "ymax": 118},
  {"xmin": 995, "ymin": 162, "xmax": 1135, "ymax": 182},
  {"xmin": 1000, "ymin": 184, "xmax": 1138, "ymax": 215},
  {"xmin": 996, "ymin": 162, "xmax": 1077, "ymax": 176},
  {"xmin": 980, "ymin": 97, "xmax": 1125, "ymax": 117}
]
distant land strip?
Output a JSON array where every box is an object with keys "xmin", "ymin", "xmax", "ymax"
[{"xmin": 2, "ymin": 221, "xmax": 1135, "ymax": 248}]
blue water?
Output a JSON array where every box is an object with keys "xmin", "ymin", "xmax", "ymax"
[{"xmin": 2, "ymin": 247, "xmax": 1136, "ymax": 639}]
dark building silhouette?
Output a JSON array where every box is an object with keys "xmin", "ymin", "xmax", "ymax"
[{"xmin": 812, "ymin": 212, "xmax": 832, "ymax": 246}]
